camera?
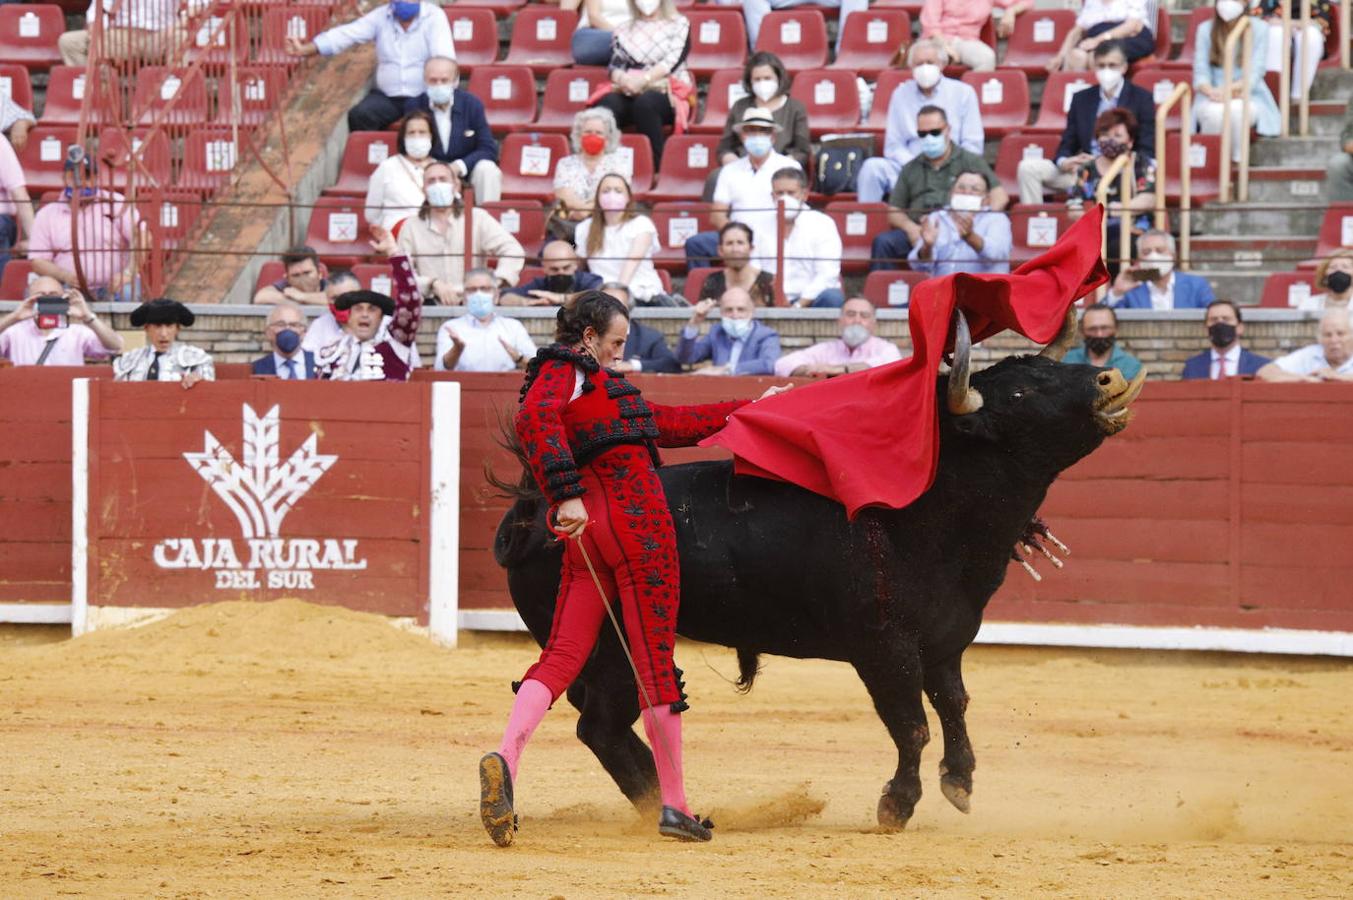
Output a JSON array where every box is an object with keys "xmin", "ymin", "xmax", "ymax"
[{"xmin": 36, "ymin": 295, "xmax": 70, "ymax": 331}]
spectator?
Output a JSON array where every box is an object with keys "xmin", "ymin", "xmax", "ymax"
[
  {"xmin": 677, "ymin": 288, "xmax": 781, "ymax": 375},
  {"xmin": 1180, "ymin": 299, "xmax": 1270, "ymax": 379},
  {"xmin": 768, "ymin": 167, "xmax": 845, "ymax": 308},
  {"xmin": 774, "ymin": 297, "xmax": 902, "ymax": 377},
  {"xmin": 303, "ymin": 271, "xmax": 362, "ymax": 353},
  {"xmin": 435, "ymin": 268, "xmax": 537, "ymax": 372},
  {"xmin": 1193, "ymin": 1, "xmax": 1280, "ymax": 157},
  {"xmin": 920, "ymin": 0, "xmax": 1021, "ymax": 72},
  {"xmin": 1061, "ymin": 303, "xmax": 1144, "ymax": 378},
  {"xmin": 1017, "ymin": 40, "xmax": 1156, "ymax": 204},
  {"xmin": 1256, "ymin": 0, "xmax": 1331, "ymax": 100},
  {"xmin": 551, "ymin": 108, "xmax": 627, "ymax": 243},
  {"xmin": 602, "ymin": 281, "xmax": 681, "ymax": 373},
  {"xmin": 113, "ymin": 298, "xmax": 215, "ymax": 386},
  {"xmin": 364, "ymin": 110, "xmax": 436, "ymax": 232},
  {"xmin": 397, "ymin": 162, "xmax": 525, "ymax": 304},
  {"xmin": 870, "ymin": 106, "xmax": 1006, "ymax": 270},
  {"xmin": 1066, "ymin": 108, "xmax": 1156, "ymax": 264},
  {"xmin": 405, "ymin": 57, "xmax": 502, "ymax": 203},
  {"xmin": 60, "ymin": 0, "xmax": 183, "ymax": 68},
  {"xmin": 0, "ymin": 132, "xmax": 34, "ymax": 280},
  {"xmin": 575, "ymin": 173, "xmax": 670, "ymax": 305},
  {"xmin": 1049, "ymin": 0, "xmax": 1155, "ymax": 71},
  {"xmin": 685, "ymin": 108, "xmax": 802, "ymax": 270},
  {"xmin": 909, "ymin": 171, "xmax": 1012, "ymax": 276},
  {"xmin": 1330, "ymin": 103, "xmax": 1353, "ymax": 202},
  {"xmin": 729, "ymin": 0, "xmax": 868, "ymax": 56},
  {"xmin": 1258, "ymin": 308, "xmax": 1353, "ymax": 382},
  {"xmin": 1303, "ymin": 251, "xmax": 1353, "ymax": 311},
  {"xmin": 29, "ymin": 149, "xmax": 145, "ymax": 302},
  {"xmin": 856, "ymin": 39, "xmax": 984, "ymax": 203},
  {"xmin": 568, "ymin": 0, "xmax": 629, "ymax": 66},
  {"xmin": 705, "ymin": 52, "xmax": 811, "ymax": 200},
  {"xmin": 253, "ymin": 246, "xmax": 329, "ymax": 306},
  {"xmin": 0, "ymin": 277, "xmax": 123, "ymax": 365},
  {"xmin": 1109, "ymin": 230, "xmax": 1215, "ymax": 309},
  {"xmin": 316, "ymin": 229, "xmax": 423, "ymax": 381},
  {"xmin": 591, "ymin": 0, "xmax": 693, "ymax": 167},
  {"xmin": 289, "ymin": 0, "xmax": 454, "ymax": 133},
  {"xmin": 502, "ymin": 240, "xmax": 604, "ymax": 307},
  {"xmin": 698, "ymin": 222, "xmax": 777, "ymax": 307},
  {"xmin": 1, "ymin": 93, "xmax": 35, "ymax": 153},
  {"xmin": 252, "ymin": 302, "xmax": 315, "ymax": 379},
  {"xmin": 994, "ymin": 0, "xmax": 1036, "ymax": 39}
]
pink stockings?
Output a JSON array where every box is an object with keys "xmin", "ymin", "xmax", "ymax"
[{"xmin": 497, "ymin": 679, "xmax": 552, "ymax": 781}]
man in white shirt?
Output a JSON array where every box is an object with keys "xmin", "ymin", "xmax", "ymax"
[
  {"xmin": 435, "ymin": 268, "xmax": 537, "ymax": 372},
  {"xmin": 60, "ymin": 0, "xmax": 183, "ymax": 67},
  {"xmin": 1259, "ymin": 308, "xmax": 1353, "ymax": 383},
  {"xmin": 767, "ymin": 168, "xmax": 844, "ymax": 308},
  {"xmin": 685, "ymin": 108, "xmax": 802, "ymax": 270},
  {"xmin": 252, "ymin": 301, "xmax": 315, "ymax": 379},
  {"xmin": 289, "ymin": 0, "xmax": 455, "ymax": 133}
]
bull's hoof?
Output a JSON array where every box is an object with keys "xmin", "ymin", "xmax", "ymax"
[
  {"xmin": 876, "ymin": 788, "xmax": 914, "ymax": 832},
  {"xmin": 938, "ymin": 763, "xmax": 972, "ymax": 814}
]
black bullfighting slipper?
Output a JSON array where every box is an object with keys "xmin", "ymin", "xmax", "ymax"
[
  {"xmin": 478, "ymin": 752, "xmax": 517, "ymax": 847},
  {"xmin": 658, "ymin": 806, "xmax": 714, "ymax": 842}
]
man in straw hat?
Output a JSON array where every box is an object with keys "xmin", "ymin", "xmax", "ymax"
[{"xmin": 114, "ymin": 298, "xmax": 214, "ymax": 386}]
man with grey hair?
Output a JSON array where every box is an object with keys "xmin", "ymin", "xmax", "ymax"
[
  {"xmin": 1109, "ymin": 229, "xmax": 1216, "ymax": 310},
  {"xmin": 435, "ymin": 267, "xmax": 536, "ymax": 372},
  {"xmin": 855, "ymin": 37, "xmax": 984, "ymax": 203},
  {"xmin": 1258, "ymin": 308, "xmax": 1353, "ymax": 382},
  {"xmin": 405, "ymin": 56, "xmax": 502, "ymax": 202},
  {"xmin": 253, "ymin": 301, "xmax": 315, "ymax": 378}
]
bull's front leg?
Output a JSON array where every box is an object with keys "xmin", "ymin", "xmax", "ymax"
[
  {"xmin": 851, "ymin": 636, "xmax": 929, "ymax": 831},
  {"xmin": 922, "ymin": 654, "xmax": 975, "ymax": 814}
]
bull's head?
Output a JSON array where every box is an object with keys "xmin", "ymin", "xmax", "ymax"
[{"xmin": 943, "ymin": 309, "xmax": 1147, "ymax": 471}]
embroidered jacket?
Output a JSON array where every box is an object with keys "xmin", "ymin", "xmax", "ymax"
[
  {"xmin": 113, "ymin": 342, "xmax": 215, "ymax": 382},
  {"xmin": 315, "ymin": 254, "xmax": 423, "ymax": 381},
  {"xmin": 516, "ymin": 344, "xmax": 747, "ymax": 505}
]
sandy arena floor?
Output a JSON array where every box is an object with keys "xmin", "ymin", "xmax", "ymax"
[{"xmin": 1, "ymin": 600, "xmax": 1350, "ymax": 898}]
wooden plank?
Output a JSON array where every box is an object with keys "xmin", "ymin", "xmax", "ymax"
[
  {"xmin": 0, "ymin": 503, "xmax": 69, "ymax": 541},
  {"xmin": 1241, "ymin": 522, "xmax": 1353, "ymax": 568},
  {"xmin": 1241, "ymin": 483, "xmax": 1353, "ymax": 526},
  {"xmin": 1241, "ymin": 565, "xmax": 1353, "ymax": 611},
  {"xmin": 94, "ymin": 381, "xmax": 427, "ymax": 423},
  {"xmin": 1062, "ymin": 436, "xmax": 1231, "ymax": 480},
  {"xmin": 1042, "ymin": 478, "xmax": 1228, "ymax": 520},
  {"xmin": 1242, "ymin": 442, "xmax": 1353, "ymax": 485},
  {"xmin": 994, "ymin": 558, "xmax": 1231, "ymax": 608},
  {"xmin": 93, "ymin": 419, "xmax": 423, "ymax": 462},
  {"xmin": 1242, "ymin": 401, "xmax": 1353, "ymax": 443},
  {"xmin": 0, "ymin": 462, "xmax": 72, "ymax": 502}
]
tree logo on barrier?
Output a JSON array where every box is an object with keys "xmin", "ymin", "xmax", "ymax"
[{"xmin": 151, "ymin": 403, "xmax": 367, "ymax": 591}]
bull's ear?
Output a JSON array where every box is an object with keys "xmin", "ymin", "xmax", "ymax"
[{"xmin": 950, "ymin": 410, "xmax": 999, "ymax": 443}]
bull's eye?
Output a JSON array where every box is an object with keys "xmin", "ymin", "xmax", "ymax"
[{"xmin": 1011, "ymin": 390, "xmax": 1025, "ymax": 401}]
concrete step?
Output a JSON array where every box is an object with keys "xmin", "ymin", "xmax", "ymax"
[
  {"xmin": 1249, "ymin": 135, "xmax": 1340, "ymax": 166},
  {"xmin": 1187, "ymin": 202, "xmax": 1328, "ymax": 236},
  {"xmin": 1186, "ymin": 234, "xmax": 1316, "ymax": 272},
  {"xmin": 1311, "ymin": 68, "xmax": 1353, "ymax": 100},
  {"xmin": 1203, "ymin": 270, "xmax": 1273, "ymax": 307},
  {"xmin": 1307, "ymin": 108, "xmax": 1348, "ymax": 138},
  {"xmin": 1244, "ymin": 166, "xmax": 1328, "ymax": 204}
]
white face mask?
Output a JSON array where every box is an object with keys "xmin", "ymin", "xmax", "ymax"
[
  {"xmin": 635, "ymin": 0, "xmax": 661, "ymax": 16},
  {"xmin": 751, "ymin": 78, "xmax": 779, "ymax": 102},
  {"xmin": 950, "ymin": 192, "xmax": 983, "ymax": 212},
  {"xmin": 1216, "ymin": 0, "xmax": 1245, "ymax": 23},
  {"xmin": 778, "ymin": 195, "xmax": 803, "ymax": 221},
  {"xmin": 405, "ymin": 135, "xmax": 432, "ymax": 160},
  {"xmin": 1095, "ymin": 66, "xmax": 1124, "ymax": 95},
  {"xmin": 913, "ymin": 63, "xmax": 942, "ymax": 91},
  {"xmin": 1141, "ymin": 252, "xmax": 1174, "ymax": 277}
]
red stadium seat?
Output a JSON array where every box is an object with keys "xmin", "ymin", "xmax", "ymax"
[
  {"xmin": 1000, "ymin": 9, "xmax": 1076, "ymax": 74},
  {"xmin": 0, "ymin": 63, "xmax": 34, "ymax": 110},
  {"xmin": 1172, "ymin": 8, "xmax": 1214, "ymax": 66},
  {"xmin": 15, "ymin": 125, "xmax": 76, "ymax": 195},
  {"xmin": 327, "ymin": 131, "xmax": 399, "ymax": 196},
  {"xmin": 467, "ymin": 65, "xmax": 538, "ymax": 131},
  {"xmin": 686, "ymin": 8, "xmax": 748, "ymax": 78},
  {"xmin": 499, "ymin": 132, "xmax": 571, "ymax": 202},
  {"xmin": 304, "ymin": 195, "xmax": 371, "ymax": 268},
  {"xmin": 224, "ymin": 65, "xmax": 290, "ymax": 127},
  {"xmin": 1129, "ymin": 67, "xmax": 1193, "ymax": 131},
  {"xmin": 992, "ymin": 131, "xmax": 1062, "ymax": 199},
  {"xmin": 1008, "ymin": 204, "xmax": 1073, "ymax": 266},
  {"xmin": 618, "ymin": 133, "xmax": 655, "ymax": 192},
  {"xmin": 137, "ymin": 190, "xmax": 204, "ymax": 250},
  {"xmin": 132, "ymin": 67, "xmax": 210, "ymax": 130},
  {"xmin": 640, "ymin": 134, "xmax": 721, "ymax": 203},
  {"xmin": 755, "ymin": 10, "xmax": 829, "ymax": 70},
  {"xmin": 1306, "ymin": 204, "xmax": 1353, "ymax": 269},
  {"xmin": 100, "ymin": 127, "xmax": 173, "ymax": 190},
  {"xmin": 790, "ymin": 69, "xmax": 861, "ymax": 137},
  {"xmin": 691, "ymin": 69, "xmax": 745, "ymax": 134},
  {"xmin": 255, "ymin": 260, "xmax": 285, "ymax": 294},
  {"xmin": 480, "ymin": 199, "xmax": 547, "ymax": 250},
  {"xmin": 862, "ymin": 269, "xmax": 927, "ymax": 308},
  {"xmin": 257, "ymin": 6, "xmax": 330, "ymax": 66},
  {"xmin": 1259, "ymin": 271, "xmax": 1319, "ymax": 308},
  {"xmin": 503, "ymin": 6, "xmax": 577, "ymax": 75},
  {"xmin": 649, "ymin": 202, "xmax": 715, "ymax": 271},
  {"xmin": 450, "ymin": 0, "xmax": 523, "ymax": 15},
  {"xmin": 1158, "ymin": 132, "xmax": 1221, "ymax": 204},
  {"xmin": 0, "ymin": 4, "xmax": 64, "ymax": 71},
  {"xmin": 1028, "ymin": 71, "xmax": 1095, "ymax": 134},
  {"xmin": 944, "ymin": 19, "xmax": 996, "ymax": 78},
  {"xmin": 534, "ymin": 67, "xmax": 611, "ymax": 132},
  {"xmin": 0, "ymin": 259, "xmax": 34, "ymax": 301},
  {"xmin": 961, "ymin": 69, "xmax": 1030, "ymax": 137},
  {"xmin": 352, "ymin": 261, "xmax": 397, "ymax": 295},
  {"xmin": 825, "ymin": 201, "xmax": 890, "ymax": 274},
  {"xmin": 681, "ymin": 265, "xmax": 718, "ymax": 302},
  {"xmin": 181, "ymin": 7, "xmax": 250, "ymax": 70},
  {"xmin": 829, "ymin": 9, "xmax": 909, "ymax": 78},
  {"xmin": 179, "ymin": 128, "xmax": 240, "ymax": 193},
  {"xmin": 36, "ymin": 65, "xmax": 84, "ymax": 126},
  {"xmin": 1129, "ymin": 6, "xmax": 1174, "ymax": 72},
  {"xmin": 445, "ymin": 5, "xmax": 499, "ymax": 70},
  {"xmin": 864, "ymin": 68, "xmax": 910, "ymax": 137}
]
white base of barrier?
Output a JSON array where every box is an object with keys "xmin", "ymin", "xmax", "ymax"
[{"xmin": 0, "ymin": 603, "xmax": 72, "ymax": 625}]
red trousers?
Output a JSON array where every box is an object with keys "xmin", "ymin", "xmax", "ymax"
[{"xmin": 521, "ymin": 444, "xmax": 684, "ymax": 710}]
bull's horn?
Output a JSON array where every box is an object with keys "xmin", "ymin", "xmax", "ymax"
[
  {"xmin": 1039, "ymin": 307, "xmax": 1079, "ymax": 361},
  {"xmin": 947, "ymin": 310, "xmax": 983, "ymax": 415}
]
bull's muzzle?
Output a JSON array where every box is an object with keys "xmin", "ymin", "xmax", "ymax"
[{"xmin": 1093, "ymin": 368, "xmax": 1147, "ymax": 434}]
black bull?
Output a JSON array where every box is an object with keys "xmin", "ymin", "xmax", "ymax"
[{"xmin": 493, "ymin": 349, "xmax": 1145, "ymax": 829}]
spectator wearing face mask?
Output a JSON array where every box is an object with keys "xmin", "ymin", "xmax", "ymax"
[
  {"xmin": 365, "ymin": 110, "xmax": 437, "ymax": 231},
  {"xmin": 302, "ymin": 270, "xmax": 426, "ymax": 369},
  {"xmin": 921, "ymin": 0, "xmax": 1026, "ymax": 73},
  {"xmin": 404, "ymin": 57, "xmax": 502, "ymax": 203},
  {"xmin": 908, "ymin": 170, "xmax": 1012, "ymax": 276},
  {"xmin": 569, "ymin": 0, "xmax": 631, "ymax": 66},
  {"xmin": 677, "ymin": 288, "xmax": 781, "ymax": 375},
  {"xmin": 253, "ymin": 301, "xmax": 315, "ymax": 379},
  {"xmin": 435, "ymin": 268, "xmax": 537, "ymax": 372},
  {"xmin": 574, "ymin": 173, "xmax": 670, "ymax": 305},
  {"xmin": 773, "ymin": 297, "xmax": 902, "ymax": 377},
  {"xmin": 502, "ymin": 240, "xmax": 604, "ymax": 307},
  {"xmin": 1066, "ymin": 108, "xmax": 1155, "ymax": 265},
  {"xmin": 0, "ymin": 276, "xmax": 123, "ymax": 365},
  {"xmin": 1062, "ymin": 303, "xmax": 1143, "ymax": 378},
  {"xmin": 704, "ymin": 52, "xmax": 811, "ymax": 200},
  {"xmin": 1109, "ymin": 230, "xmax": 1214, "ymax": 310},
  {"xmin": 316, "ymin": 228, "xmax": 424, "ymax": 381},
  {"xmin": 1049, "ymin": 0, "xmax": 1156, "ymax": 72},
  {"xmin": 1180, "ymin": 299, "xmax": 1269, "ymax": 380},
  {"xmin": 1193, "ymin": 0, "xmax": 1280, "ymax": 157},
  {"xmin": 768, "ymin": 168, "xmax": 844, "ymax": 308},
  {"xmin": 1301, "ymin": 251, "xmax": 1353, "ymax": 311}
]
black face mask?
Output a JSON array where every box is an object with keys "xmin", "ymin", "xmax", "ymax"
[
  {"xmin": 1208, "ymin": 322, "xmax": 1237, "ymax": 349},
  {"xmin": 1085, "ymin": 336, "xmax": 1115, "ymax": 355},
  {"xmin": 543, "ymin": 273, "xmax": 575, "ymax": 294},
  {"xmin": 1326, "ymin": 271, "xmax": 1352, "ymax": 295}
]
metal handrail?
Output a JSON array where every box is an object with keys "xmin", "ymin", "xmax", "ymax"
[
  {"xmin": 1297, "ymin": 0, "xmax": 1312, "ymax": 136},
  {"xmin": 1278, "ymin": 0, "xmax": 1292, "ymax": 137},
  {"xmin": 1218, "ymin": 14, "xmax": 1253, "ymax": 202},
  {"xmin": 1153, "ymin": 82, "xmax": 1192, "ymax": 268},
  {"xmin": 1094, "ymin": 152, "xmax": 1133, "ymax": 278}
]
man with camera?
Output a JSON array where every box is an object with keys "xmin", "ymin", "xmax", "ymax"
[
  {"xmin": 0, "ymin": 276, "xmax": 123, "ymax": 365},
  {"xmin": 1107, "ymin": 230, "xmax": 1215, "ymax": 310}
]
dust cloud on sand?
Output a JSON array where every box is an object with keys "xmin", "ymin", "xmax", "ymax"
[{"xmin": 2, "ymin": 600, "xmax": 1351, "ymax": 898}]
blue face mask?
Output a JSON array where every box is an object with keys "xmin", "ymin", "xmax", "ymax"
[
  {"xmin": 467, "ymin": 291, "xmax": 495, "ymax": 320},
  {"xmin": 427, "ymin": 83, "xmax": 454, "ymax": 107},
  {"xmin": 63, "ymin": 186, "xmax": 97, "ymax": 200},
  {"xmin": 721, "ymin": 317, "xmax": 753, "ymax": 341},
  {"xmin": 742, "ymin": 135, "xmax": 773, "ymax": 158},
  {"xmin": 391, "ymin": 1, "xmax": 420, "ymax": 23},
  {"xmin": 275, "ymin": 328, "xmax": 301, "ymax": 354},
  {"xmin": 919, "ymin": 133, "xmax": 948, "ymax": 159}
]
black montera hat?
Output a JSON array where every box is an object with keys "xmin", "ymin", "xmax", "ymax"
[
  {"xmin": 333, "ymin": 289, "xmax": 394, "ymax": 316},
  {"xmin": 130, "ymin": 298, "xmax": 195, "ymax": 327}
]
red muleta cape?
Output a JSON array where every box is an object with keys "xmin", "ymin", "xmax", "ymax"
[{"xmin": 700, "ymin": 205, "xmax": 1110, "ymax": 519}]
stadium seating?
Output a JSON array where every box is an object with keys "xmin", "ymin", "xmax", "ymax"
[
  {"xmin": 503, "ymin": 6, "xmax": 577, "ymax": 74},
  {"xmin": 0, "ymin": 4, "xmax": 64, "ymax": 71},
  {"xmin": 15, "ymin": 125, "xmax": 77, "ymax": 195},
  {"xmin": 1259, "ymin": 271, "xmax": 1319, "ymax": 307},
  {"xmin": 862, "ymin": 269, "xmax": 927, "ymax": 308},
  {"xmin": 1008, "ymin": 204, "xmax": 1074, "ymax": 266},
  {"xmin": 1171, "ymin": 8, "xmax": 1214, "ymax": 67},
  {"xmin": 1158, "ymin": 132, "xmax": 1221, "ymax": 204},
  {"xmin": 649, "ymin": 202, "xmax": 715, "ymax": 271},
  {"xmin": 829, "ymin": 9, "xmax": 909, "ymax": 78},
  {"xmin": 36, "ymin": 65, "xmax": 84, "ymax": 126},
  {"xmin": 326, "ymin": 131, "xmax": 399, "ymax": 196},
  {"xmin": 352, "ymin": 261, "xmax": 397, "ymax": 295},
  {"xmin": 227, "ymin": 66, "xmax": 290, "ymax": 128},
  {"xmin": 961, "ymin": 69, "xmax": 1030, "ymax": 137},
  {"xmin": 179, "ymin": 128, "xmax": 240, "ymax": 193},
  {"xmin": 304, "ymin": 195, "xmax": 371, "ymax": 268},
  {"xmin": 1129, "ymin": 6, "xmax": 1175, "ymax": 72},
  {"xmin": 1028, "ymin": 71, "xmax": 1095, "ymax": 134},
  {"xmin": 755, "ymin": 10, "xmax": 829, "ymax": 70},
  {"xmin": 533, "ymin": 67, "xmax": 611, "ymax": 133},
  {"xmin": 1129, "ymin": 67, "xmax": 1193, "ymax": 131},
  {"xmin": 451, "ymin": 0, "xmax": 524, "ymax": 16},
  {"xmin": 864, "ymin": 68, "xmax": 911, "ymax": 137},
  {"xmin": 0, "ymin": 63, "xmax": 34, "ymax": 110},
  {"xmin": 1000, "ymin": 9, "xmax": 1076, "ymax": 74},
  {"xmin": 618, "ymin": 133, "xmax": 656, "ymax": 193},
  {"xmin": 136, "ymin": 190, "xmax": 204, "ymax": 250},
  {"xmin": 181, "ymin": 9, "xmax": 249, "ymax": 70},
  {"xmin": 445, "ymin": 5, "xmax": 499, "ymax": 70},
  {"xmin": 1304, "ymin": 205, "xmax": 1353, "ymax": 270},
  {"xmin": 132, "ymin": 67, "xmax": 210, "ymax": 130},
  {"xmin": 681, "ymin": 265, "xmax": 718, "ymax": 302},
  {"xmin": 685, "ymin": 8, "xmax": 748, "ymax": 78},
  {"xmin": 0, "ymin": 259, "xmax": 34, "ymax": 301},
  {"xmin": 480, "ymin": 199, "xmax": 546, "ymax": 250},
  {"xmin": 640, "ymin": 134, "xmax": 721, "ymax": 203},
  {"xmin": 992, "ymin": 131, "xmax": 1062, "ymax": 199},
  {"xmin": 466, "ymin": 65, "xmax": 538, "ymax": 131},
  {"xmin": 258, "ymin": 6, "xmax": 331, "ymax": 67},
  {"xmin": 499, "ymin": 132, "xmax": 570, "ymax": 202},
  {"xmin": 825, "ymin": 201, "xmax": 890, "ymax": 274},
  {"xmin": 790, "ymin": 69, "xmax": 861, "ymax": 137},
  {"xmin": 691, "ymin": 69, "xmax": 745, "ymax": 134},
  {"xmin": 100, "ymin": 127, "xmax": 174, "ymax": 190}
]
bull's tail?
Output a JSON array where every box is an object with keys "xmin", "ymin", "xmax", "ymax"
[
  {"xmin": 734, "ymin": 648, "xmax": 761, "ymax": 693},
  {"xmin": 488, "ymin": 411, "xmax": 547, "ymax": 569}
]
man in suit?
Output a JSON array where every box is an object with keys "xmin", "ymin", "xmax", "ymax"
[
  {"xmin": 502, "ymin": 240, "xmax": 604, "ymax": 306},
  {"xmin": 405, "ymin": 56, "xmax": 502, "ymax": 202},
  {"xmin": 1016, "ymin": 41, "xmax": 1156, "ymax": 204},
  {"xmin": 676, "ymin": 287, "xmax": 781, "ymax": 375},
  {"xmin": 602, "ymin": 282, "xmax": 680, "ymax": 374},
  {"xmin": 1181, "ymin": 300, "xmax": 1270, "ymax": 380},
  {"xmin": 253, "ymin": 301, "xmax": 317, "ymax": 379},
  {"xmin": 1110, "ymin": 230, "xmax": 1215, "ymax": 310}
]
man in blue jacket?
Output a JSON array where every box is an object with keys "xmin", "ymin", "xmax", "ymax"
[
  {"xmin": 1180, "ymin": 300, "xmax": 1271, "ymax": 380},
  {"xmin": 502, "ymin": 240, "xmax": 603, "ymax": 306},
  {"xmin": 405, "ymin": 57, "xmax": 502, "ymax": 202},
  {"xmin": 253, "ymin": 302, "xmax": 317, "ymax": 379},
  {"xmin": 1110, "ymin": 230, "xmax": 1216, "ymax": 310},
  {"xmin": 677, "ymin": 287, "xmax": 781, "ymax": 375}
]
